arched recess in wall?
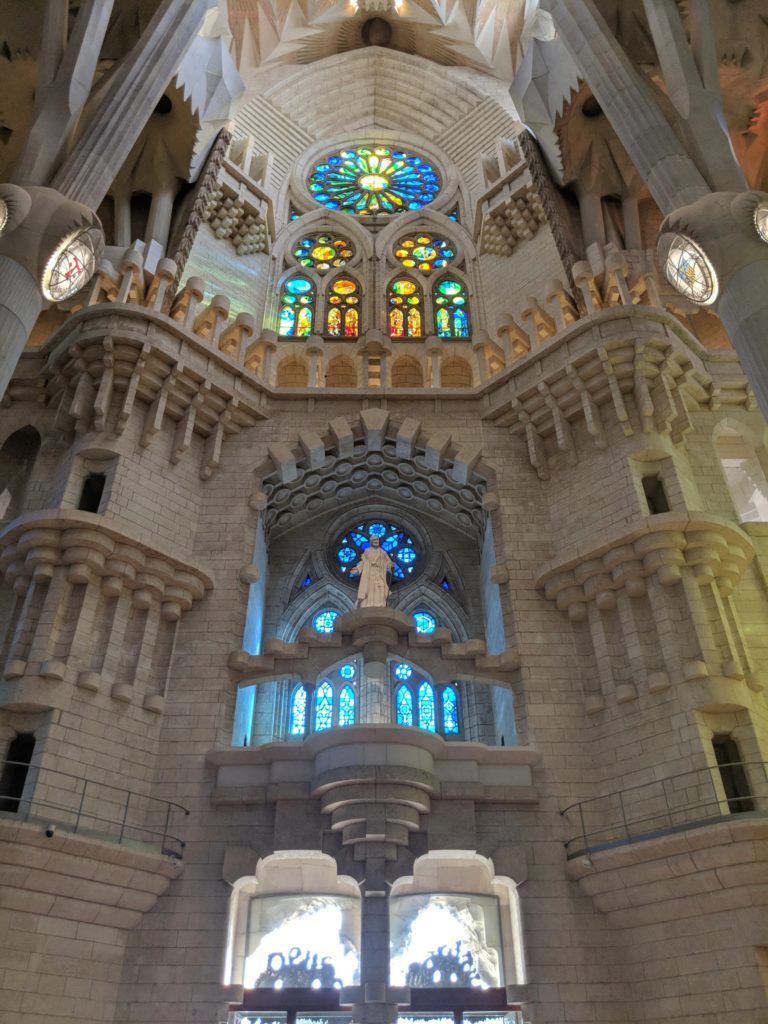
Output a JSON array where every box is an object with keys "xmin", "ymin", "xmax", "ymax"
[
  {"xmin": 391, "ymin": 354, "xmax": 425, "ymax": 388},
  {"xmin": 234, "ymin": 412, "xmax": 520, "ymax": 748},
  {"xmin": 390, "ymin": 850, "xmax": 526, "ymax": 987},
  {"xmin": 713, "ymin": 419, "xmax": 768, "ymax": 522},
  {"xmin": 224, "ymin": 851, "xmax": 361, "ymax": 989},
  {"xmin": 326, "ymin": 353, "xmax": 358, "ymax": 387},
  {"xmin": 276, "ymin": 352, "xmax": 310, "ymax": 387},
  {"xmin": 0, "ymin": 426, "xmax": 41, "ymax": 522},
  {"xmin": 440, "ymin": 354, "xmax": 473, "ymax": 388}
]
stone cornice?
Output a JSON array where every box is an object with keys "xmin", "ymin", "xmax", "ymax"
[
  {"xmin": 536, "ymin": 512, "xmax": 754, "ymax": 621},
  {"xmin": 0, "ymin": 510, "xmax": 214, "ymax": 614}
]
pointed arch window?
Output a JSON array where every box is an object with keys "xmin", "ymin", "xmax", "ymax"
[
  {"xmin": 326, "ymin": 276, "xmax": 361, "ymax": 337},
  {"xmin": 434, "ymin": 278, "xmax": 469, "ymax": 338},
  {"xmin": 389, "ymin": 277, "xmax": 423, "ymax": 338},
  {"xmin": 314, "ymin": 681, "xmax": 334, "ymax": 731},
  {"xmin": 289, "ymin": 685, "xmax": 308, "ymax": 735},
  {"xmin": 392, "ymin": 663, "xmax": 461, "ymax": 736},
  {"xmin": 279, "ymin": 275, "xmax": 315, "ymax": 337},
  {"xmin": 339, "ymin": 685, "xmax": 356, "ymax": 726}
]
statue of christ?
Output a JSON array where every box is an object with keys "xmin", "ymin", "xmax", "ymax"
[{"xmin": 350, "ymin": 535, "xmax": 394, "ymax": 608}]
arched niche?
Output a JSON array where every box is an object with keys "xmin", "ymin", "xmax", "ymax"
[
  {"xmin": 389, "ymin": 850, "xmax": 526, "ymax": 988},
  {"xmin": 0, "ymin": 426, "xmax": 41, "ymax": 521},
  {"xmin": 224, "ymin": 851, "xmax": 361, "ymax": 989}
]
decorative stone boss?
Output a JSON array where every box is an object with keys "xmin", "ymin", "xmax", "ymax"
[{"xmin": 350, "ymin": 534, "xmax": 393, "ymax": 607}]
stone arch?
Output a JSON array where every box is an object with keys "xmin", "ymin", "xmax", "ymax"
[
  {"xmin": 254, "ymin": 409, "xmax": 494, "ymax": 541},
  {"xmin": 276, "ymin": 353, "xmax": 309, "ymax": 387},
  {"xmin": 440, "ymin": 354, "xmax": 473, "ymax": 388},
  {"xmin": 0, "ymin": 425, "xmax": 42, "ymax": 521},
  {"xmin": 391, "ymin": 354, "xmax": 424, "ymax": 388},
  {"xmin": 326, "ymin": 354, "xmax": 358, "ymax": 387}
]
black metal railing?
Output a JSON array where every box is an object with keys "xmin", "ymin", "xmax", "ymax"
[
  {"xmin": 561, "ymin": 761, "xmax": 768, "ymax": 858},
  {"xmin": 0, "ymin": 759, "xmax": 189, "ymax": 857}
]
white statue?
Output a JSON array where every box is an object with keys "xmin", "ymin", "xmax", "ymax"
[{"xmin": 350, "ymin": 535, "xmax": 394, "ymax": 608}]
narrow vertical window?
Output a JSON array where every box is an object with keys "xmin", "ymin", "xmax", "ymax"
[
  {"xmin": 279, "ymin": 276, "xmax": 315, "ymax": 337},
  {"xmin": 78, "ymin": 472, "xmax": 106, "ymax": 513},
  {"xmin": 326, "ymin": 277, "xmax": 361, "ymax": 337},
  {"xmin": 417, "ymin": 681, "xmax": 436, "ymax": 732},
  {"xmin": 434, "ymin": 278, "xmax": 470, "ymax": 337},
  {"xmin": 712, "ymin": 734, "xmax": 754, "ymax": 813},
  {"xmin": 338, "ymin": 685, "xmax": 355, "ymax": 726},
  {"xmin": 442, "ymin": 685, "xmax": 460, "ymax": 734},
  {"xmin": 388, "ymin": 277, "xmax": 423, "ymax": 338},
  {"xmin": 0, "ymin": 733, "xmax": 35, "ymax": 813},
  {"xmin": 396, "ymin": 684, "xmax": 414, "ymax": 726},
  {"xmin": 289, "ymin": 686, "xmax": 308, "ymax": 736},
  {"xmin": 314, "ymin": 680, "xmax": 334, "ymax": 731}
]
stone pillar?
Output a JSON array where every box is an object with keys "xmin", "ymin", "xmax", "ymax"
[
  {"xmin": 360, "ymin": 642, "xmax": 391, "ymax": 724},
  {"xmin": 0, "ymin": 257, "xmax": 43, "ymax": 398}
]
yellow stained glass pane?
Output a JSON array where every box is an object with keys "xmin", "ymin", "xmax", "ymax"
[{"xmin": 333, "ymin": 278, "xmax": 357, "ymax": 295}]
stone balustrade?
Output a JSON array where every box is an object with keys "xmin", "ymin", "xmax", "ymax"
[{"xmin": 0, "ymin": 510, "xmax": 213, "ymax": 712}]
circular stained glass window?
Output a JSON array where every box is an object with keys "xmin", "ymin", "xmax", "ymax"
[
  {"xmin": 394, "ymin": 663, "xmax": 413, "ymax": 681},
  {"xmin": 313, "ymin": 609, "xmax": 340, "ymax": 633},
  {"xmin": 755, "ymin": 203, "xmax": 768, "ymax": 244},
  {"xmin": 308, "ymin": 146, "xmax": 441, "ymax": 216},
  {"xmin": 339, "ymin": 663, "xmax": 356, "ymax": 680},
  {"xmin": 42, "ymin": 228, "xmax": 101, "ymax": 301},
  {"xmin": 293, "ymin": 234, "xmax": 355, "ymax": 273},
  {"xmin": 414, "ymin": 612, "xmax": 436, "ymax": 634},
  {"xmin": 333, "ymin": 520, "xmax": 420, "ymax": 583},
  {"xmin": 664, "ymin": 234, "xmax": 718, "ymax": 305},
  {"xmin": 395, "ymin": 234, "xmax": 455, "ymax": 273}
]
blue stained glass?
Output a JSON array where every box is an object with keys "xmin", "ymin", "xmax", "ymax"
[
  {"xmin": 351, "ymin": 531, "xmax": 368, "ymax": 547},
  {"xmin": 290, "ymin": 686, "xmax": 307, "ymax": 735},
  {"xmin": 339, "ymin": 663, "xmax": 355, "ymax": 680},
  {"xmin": 368, "ymin": 522, "xmax": 387, "ymax": 537},
  {"xmin": 382, "ymin": 533, "xmax": 400, "ymax": 552},
  {"xmin": 309, "ymin": 146, "xmax": 441, "ymax": 217},
  {"xmin": 314, "ymin": 681, "xmax": 333, "ymax": 731},
  {"xmin": 394, "ymin": 663, "xmax": 412, "ymax": 681},
  {"xmin": 334, "ymin": 520, "xmax": 419, "ymax": 587},
  {"xmin": 393, "ymin": 564, "xmax": 405, "ymax": 579},
  {"xmin": 338, "ymin": 685, "xmax": 355, "ymax": 726},
  {"xmin": 442, "ymin": 685, "xmax": 459, "ymax": 734},
  {"xmin": 441, "ymin": 577, "xmax": 451, "ymax": 590},
  {"xmin": 338, "ymin": 546, "xmax": 357, "ymax": 563},
  {"xmin": 414, "ymin": 612, "xmax": 436, "ymax": 634},
  {"xmin": 418, "ymin": 681, "xmax": 436, "ymax": 732},
  {"xmin": 396, "ymin": 685, "xmax": 414, "ymax": 727},
  {"xmin": 301, "ymin": 575, "xmax": 312, "ymax": 588},
  {"xmin": 397, "ymin": 546, "xmax": 416, "ymax": 565},
  {"xmin": 313, "ymin": 609, "xmax": 339, "ymax": 633}
]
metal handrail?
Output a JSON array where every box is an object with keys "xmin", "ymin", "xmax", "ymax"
[
  {"xmin": 0, "ymin": 758, "xmax": 190, "ymax": 857},
  {"xmin": 560, "ymin": 760, "xmax": 768, "ymax": 858}
]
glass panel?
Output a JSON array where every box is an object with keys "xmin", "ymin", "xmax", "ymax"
[
  {"xmin": 296, "ymin": 306, "xmax": 313, "ymax": 336},
  {"xmin": 442, "ymin": 686, "xmax": 459, "ymax": 734},
  {"xmin": 414, "ymin": 612, "xmax": 436, "ymax": 634},
  {"xmin": 290, "ymin": 686, "xmax": 307, "ymax": 735},
  {"xmin": 245, "ymin": 894, "xmax": 360, "ymax": 988},
  {"xmin": 313, "ymin": 610, "xmax": 339, "ymax": 633},
  {"xmin": 308, "ymin": 146, "xmax": 441, "ymax": 216},
  {"xmin": 327, "ymin": 307, "xmax": 342, "ymax": 336},
  {"xmin": 344, "ymin": 308, "xmax": 359, "ymax": 337},
  {"xmin": 338, "ymin": 685, "xmax": 355, "ymax": 726},
  {"xmin": 396, "ymin": 685, "xmax": 414, "ymax": 727},
  {"xmin": 389, "ymin": 893, "xmax": 504, "ymax": 988},
  {"xmin": 315, "ymin": 681, "xmax": 333, "ymax": 731},
  {"xmin": 417, "ymin": 682, "xmax": 436, "ymax": 732},
  {"xmin": 407, "ymin": 307, "xmax": 422, "ymax": 337}
]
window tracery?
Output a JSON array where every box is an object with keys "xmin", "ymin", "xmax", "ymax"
[
  {"xmin": 392, "ymin": 663, "xmax": 461, "ymax": 735},
  {"xmin": 388, "ymin": 276, "xmax": 423, "ymax": 338},
  {"xmin": 309, "ymin": 146, "xmax": 441, "ymax": 216},
  {"xmin": 434, "ymin": 278, "xmax": 469, "ymax": 337},
  {"xmin": 334, "ymin": 520, "xmax": 418, "ymax": 583},
  {"xmin": 326, "ymin": 276, "xmax": 361, "ymax": 337},
  {"xmin": 394, "ymin": 233, "xmax": 455, "ymax": 273},
  {"xmin": 313, "ymin": 609, "xmax": 340, "ymax": 633},
  {"xmin": 293, "ymin": 234, "xmax": 354, "ymax": 273},
  {"xmin": 279, "ymin": 275, "xmax": 315, "ymax": 336}
]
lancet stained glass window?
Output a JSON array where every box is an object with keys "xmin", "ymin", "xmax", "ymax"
[
  {"xmin": 338, "ymin": 685, "xmax": 356, "ymax": 726},
  {"xmin": 293, "ymin": 234, "xmax": 354, "ymax": 273},
  {"xmin": 396, "ymin": 684, "xmax": 414, "ymax": 727},
  {"xmin": 279, "ymin": 276, "xmax": 315, "ymax": 336},
  {"xmin": 392, "ymin": 664, "xmax": 460, "ymax": 736},
  {"xmin": 389, "ymin": 277, "xmax": 423, "ymax": 338},
  {"xmin": 394, "ymin": 234, "xmax": 455, "ymax": 274},
  {"xmin": 334, "ymin": 520, "xmax": 418, "ymax": 583},
  {"xmin": 434, "ymin": 278, "xmax": 469, "ymax": 337},
  {"xmin": 309, "ymin": 146, "xmax": 441, "ymax": 216},
  {"xmin": 290, "ymin": 685, "xmax": 308, "ymax": 735},
  {"xmin": 418, "ymin": 682, "xmax": 436, "ymax": 732},
  {"xmin": 314, "ymin": 681, "xmax": 334, "ymax": 731},
  {"xmin": 442, "ymin": 686, "xmax": 459, "ymax": 734},
  {"xmin": 326, "ymin": 276, "xmax": 361, "ymax": 337}
]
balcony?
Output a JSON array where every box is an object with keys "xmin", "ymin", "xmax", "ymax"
[{"xmin": 0, "ymin": 757, "xmax": 188, "ymax": 858}]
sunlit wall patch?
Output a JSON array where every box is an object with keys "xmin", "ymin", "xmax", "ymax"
[{"xmin": 308, "ymin": 146, "xmax": 441, "ymax": 216}]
